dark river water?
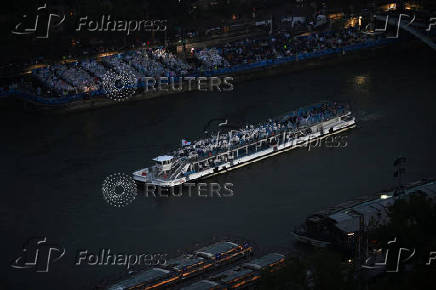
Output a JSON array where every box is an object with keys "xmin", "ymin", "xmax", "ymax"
[{"xmin": 1, "ymin": 43, "xmax": 435, "ymax": 290}]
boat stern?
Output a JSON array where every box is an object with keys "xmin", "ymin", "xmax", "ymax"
[{"xmin": 133, "ymin": 168, "xmax": 150, "ymax": 183}]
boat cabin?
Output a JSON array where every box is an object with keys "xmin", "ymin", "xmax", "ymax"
[{"xmin": 153, "ymin": 155, "xmax": 174, "ymax": 172}]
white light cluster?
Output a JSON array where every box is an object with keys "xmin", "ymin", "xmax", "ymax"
[
  {"xmin": 102, "ymin": 172, "xmax": 137, "ymax": 207},
  {"xmin": 102, "ymin": 70, "xmax": 137, "ymax": 102}
]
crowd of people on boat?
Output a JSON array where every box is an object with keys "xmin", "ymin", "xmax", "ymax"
[
  {"xmin": 123, "ymin": 49, "xmax": 167, "ymax": 78},
  {"xmin": 33, "ymin": 66, "xmax": 76, "ymax": 95},
  {"xmin": 152, "ymin": 48, "xmax": 192, "ymax": 76},
  {"xmin": 28, "ymin": 28, "xmax": 373, "ymax": 98},
  {"xmin": 31, "ymin": 48, "xmax": 194, "ymax": 96},
  {"xmin": 218, "ymin": 28, "xmax": 371, "ymax": 65},
  {"xmin": 193, "ymin": 48, "xmax": 230, "ymax": 71},
  {"xmin": 168, "ymin": 102, "xmax": 346, "ymax": 169}
]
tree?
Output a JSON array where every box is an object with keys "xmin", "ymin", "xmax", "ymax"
[{"xmin": 368, "ymin": 191, "xmax": 436, "ymax": 290}]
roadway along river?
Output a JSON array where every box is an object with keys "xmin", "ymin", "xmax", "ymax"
[{"xmin": 1, "ymin": 43, "xmax": 435, "ymax": 289}]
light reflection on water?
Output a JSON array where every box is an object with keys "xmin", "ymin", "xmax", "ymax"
[
  {"xmin": 354, "ymin": 75, "xmax": 368, "ymax": 86},
  {"xmin": 1, "ymin": 46, "xmax": 435, "ymax": 290}
]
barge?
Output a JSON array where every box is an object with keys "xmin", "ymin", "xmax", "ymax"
[
  {"xmin": 293, "ymin": 179, "xmax": 436, "ymax": 249},
  {"xmin": 133, "ymin": 101, "xmax": 356, "ymax": 187}
]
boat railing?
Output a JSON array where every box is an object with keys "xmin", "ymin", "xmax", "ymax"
[
  {"xmin": 168, "ymin": 158, "xmax": 189, "ymax": 180},
  {"xmin": 162, "ymin": 109, "xmax": 352, "ymax": 176},
  {"xmin": 186, "ymin": 112, "xmax": 348, "ymax": 165}
]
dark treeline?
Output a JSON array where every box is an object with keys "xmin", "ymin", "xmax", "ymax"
[{"xmin": 257, "ymin": 192, "xmax": 436, "ymax": 290}]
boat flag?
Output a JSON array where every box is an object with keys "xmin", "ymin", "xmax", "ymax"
[{"xmin": 182, "ymin": 139, "xmax": 191, "ymax": 146}]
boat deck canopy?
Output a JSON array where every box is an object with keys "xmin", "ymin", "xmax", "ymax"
[
  {"xmin": 153, "ymin": 155, "xmax": 174, "ymax": 162},
  {"xmin": 107, "ymin": 268, "xmax": 170, "ymax": 290},
  {"xmin": 195, "ymin": 241, "xmax": 239, "ymax": 258},
  {"xmin": 243, "ymin": 253, "xmax": 285, "ymax": 270}
]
